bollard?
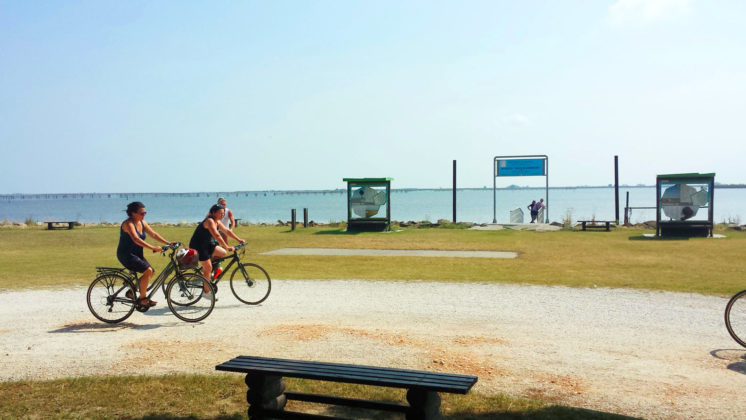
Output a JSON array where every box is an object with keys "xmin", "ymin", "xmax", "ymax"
[
  {"xmin": 303, "ymin": 208, "xmax": 308, "ymax": 228},
  {"xmin": 291, "ymin": 209, "xmax": 296, "ymax": 231}
]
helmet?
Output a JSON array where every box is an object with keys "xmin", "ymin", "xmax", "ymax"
[{"xmin": 177, "ymin": 248, "xmax": 198, "ymax": 268}]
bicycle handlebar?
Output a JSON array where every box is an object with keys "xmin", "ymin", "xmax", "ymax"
[
  {"xmin": 234, "ymin": 242, "xmax": 246, "ymax": 251},
  {"xmin": 160, "ymin": 242, "xmax": 182, "ymax": 252}
]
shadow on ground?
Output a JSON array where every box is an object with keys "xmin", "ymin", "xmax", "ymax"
[
  {"xmin": 314, "ymin": 229, "xmax": 360, "ymax": 235},
  {"xmin": 710, "ymin": 349, "xmax": 746, "ymax": 375},
  {"xmin": 443, "ymin": 406, "xmax": 642, "ymax": 419},
  {"xmin": 628, "ymin": 235, "xmax": 690, "ymax": 241},
  {"xmin": 48, "ymin": 319, "xmax": 189, "ymax": 333},
  {"xmin": 129, "ymin": 406, "xmax": 640, "ymax": 420}
]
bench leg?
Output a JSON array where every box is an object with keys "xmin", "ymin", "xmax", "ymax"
[
  {"xmin": 406, "ymin": 389, "xmax": 442, "ymax": 420},
  {"xmin": 245, "ymin": 374, "xmax": 287, "ymax": 419}
]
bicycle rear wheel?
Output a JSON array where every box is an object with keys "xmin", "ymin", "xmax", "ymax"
[
  {"xmin": 87, "ymin": 273, "xmax": 136, "ymax": 324},
  {"xmin": 166, "ymin": 273, "xmax": 214, "ymax": 322},
  {"xmin": 725, "ymin": 289, "xmax": 746, "ymax": 348},
  {"xmin": 230, "ymin": 263, "xmax": 271, "ymax": 305}
]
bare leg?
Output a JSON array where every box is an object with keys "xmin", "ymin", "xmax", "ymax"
[
  {"xmin": 201, "ymin": 259, "xmax": 212, "ymax": 293},
  {"xmin": 139, "ymin": 267, "xmax": 154, "ymax": 299}
]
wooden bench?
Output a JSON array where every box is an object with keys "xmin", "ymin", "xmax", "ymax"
[
  {"xmin": 46, "ymin": 221, "xmax": 76, "ymax": 230},
  {"xmin": 577, "ymin": 220, "xmax": 614, "ymax": 231},
  {"xmin": 216, "ymin": 355, "xmax": 477, "ymax": 420}
]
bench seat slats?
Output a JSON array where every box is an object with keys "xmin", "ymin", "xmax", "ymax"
[
  {"xmin": 223, "ymin": 356, "xmax": 476, "ymax": 382},
  {"xmin": 220, "ymin": 362, "xmax": 474, "ymax": 386},
  {"xmin": 216, "ymin": 356, "xmax": 477, "ymax": 394},
  {"xmin": 219, "ymin": 358, "xmax": 475, "ymax": 385}
]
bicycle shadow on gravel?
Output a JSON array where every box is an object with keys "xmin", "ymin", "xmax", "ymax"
[
  {"xmin": 48, "ymin": 320, "xmax": 186, "ymax": 333},
  {"xmin": 710, "ymin": 349, "xmax": 746, "ymax": 375}
]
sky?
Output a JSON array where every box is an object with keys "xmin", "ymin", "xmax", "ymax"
[{"xmin": 1, "ymin": 0, "xmax": 745, "ymax": 193}]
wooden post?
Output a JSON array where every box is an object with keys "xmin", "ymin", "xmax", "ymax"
[
  {"xmin": 303, "ymin": 208, "xmax": 308, "ymax": 228},
  {"xmin": 291, "ymin": 209, "xmax": 296, "ymax": 231},
  {"xmin": 624, "ymin": 191, "xmax": 630, "ymax": 225},
  {"xmin": 614, "ymin": 155, "xmax": 620, "ymax": 225},
  {"xmin": 452, "ymin": 160, "xmax": 457, "ymax": 223}
]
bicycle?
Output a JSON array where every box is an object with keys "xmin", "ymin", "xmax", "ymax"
[
  {"xmin": 87, "ymin": 242, "xmax": 215, "ymax": 324},
  {"xmin": 193, "ymin": 242, "xmax": 271, "ymax": 305},
  {"xmin": 725, "ymin": 289, "xmax": 746, "ymax": 348}
]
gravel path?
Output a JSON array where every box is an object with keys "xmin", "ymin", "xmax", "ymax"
[{"xmin": 1, "ymin": 281, "xmax": 745, "ymax": 419}]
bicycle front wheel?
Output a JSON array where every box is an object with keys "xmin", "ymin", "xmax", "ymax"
[
  {"xmin": 87, "ymin": 273, "xmax": 136, "ymax": 324},
  {"xmin": 725, "ymin": 289, "xmax": 746, "ymax": 348},
  {"xmin": 230, "ymin": 263, "xmax": 271, "ymax": 305},
  {"xmin": 166, "ymin": 273, "xmax": 214, "ymax": 322}
]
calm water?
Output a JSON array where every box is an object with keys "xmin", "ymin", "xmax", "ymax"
[{"xmin": 2, "ymin": 187, "xmax": 745, "ymax": 225}]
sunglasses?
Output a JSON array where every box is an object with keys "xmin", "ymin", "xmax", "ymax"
[{"xmin": 137, "ymin": 211, "xmax": 147, "ymax": 215}]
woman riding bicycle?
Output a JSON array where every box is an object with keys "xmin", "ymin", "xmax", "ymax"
[
  {"xmin": 117, "ymin": 202, "xmax": 173, "ymax": 307},
  {"xmin": 189, "ymin": 204, "xmax": 245, "ymax": 297}
]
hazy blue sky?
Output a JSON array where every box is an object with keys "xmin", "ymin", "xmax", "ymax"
[{"xmin": 2, "ymin": 0, "xmax": 744, "ymax": 193}]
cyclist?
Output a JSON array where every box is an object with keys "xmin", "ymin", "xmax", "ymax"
[
  {"xmin": 216, "ymin": 197, "xmax": 236, "ymax": 243},
  {"xmin": 117, "ymin": 201, "xmax": 173, "ymax": 307},
  {"xmin": 189, "ymin": 204, "xmax": 245, "ymax": 298}
]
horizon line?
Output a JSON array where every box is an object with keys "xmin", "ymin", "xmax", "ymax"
[{"xmin": 3, "ymin": 183, "xmax": 746, "ymax": 197}]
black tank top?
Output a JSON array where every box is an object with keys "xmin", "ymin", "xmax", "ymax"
[
  {"xmin": 117, "ymin": 220, "xmax": 146, "ymax": 258},
  {"xmin": 189, "ymin": 218, "xmax": 213, "ymax": 249}
]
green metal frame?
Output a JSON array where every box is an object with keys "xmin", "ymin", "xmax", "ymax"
[
  {"xmin": 343, "ymin": 178, "xmax": 393, "ymax": 232},
  {"xmin": 656, "ymin": 172, "xmax": 715, "ymax": 237}
]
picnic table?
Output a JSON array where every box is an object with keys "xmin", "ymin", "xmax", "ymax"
[
  {"xmin": 577, "ymin": 220, "xmax": 614, "ymax": 231},
  {"xmin": 46, "ymin": 221, "xmax": 76, "ymax": 230}
]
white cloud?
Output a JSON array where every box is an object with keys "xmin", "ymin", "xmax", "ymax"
[
  {"xmin": 504, "ymin": 113, "xmax": 530, "ymax": 125},
  {"xmin": 609, "ymin": 0, "xmax": 692, "ymax": 23}
]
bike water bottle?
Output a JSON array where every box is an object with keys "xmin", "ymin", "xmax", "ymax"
[{"xmin": 213, "ymin": 262, "xmax": 222, "ymax": 279}]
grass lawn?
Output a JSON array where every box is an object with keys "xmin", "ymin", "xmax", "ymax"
[
  {"xmin": 0, "ymin": 375, "xmax": 634, "ymax": 419},
  {"xmin": 0, "ymin": 224, "xmax": 744, "ymax": 295},
  {"xmin": 0, "ymin": 224, "xmax": 742, "ymax": 419}
]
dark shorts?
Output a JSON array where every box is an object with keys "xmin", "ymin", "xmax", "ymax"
[
  {"xmin": 192, "ymin": 240, "xmax": 217, "ymax": 262},
  {"xmin": 117, "ymin": 253, "xmax": 151, "ymax": 273}
]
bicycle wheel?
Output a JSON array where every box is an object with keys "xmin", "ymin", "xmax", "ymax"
[
  {"xmin": 230, "ymin": 263, "xmax": 271, "ymax": 305},
  {"xmin": 725, "ymin": 289, "xmax": 746, "ymax": 348},
  {"xmin": 166, "ymin": 273, "xmax": 214, "ymax": 322},
  {"xmin": 87, "ymin": 273, "xmax": 137, "ymax": 324}
]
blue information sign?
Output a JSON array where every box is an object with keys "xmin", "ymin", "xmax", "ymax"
[{"xmin": 496, "ymin": 159, "xmax": 545, "ymax": 176}]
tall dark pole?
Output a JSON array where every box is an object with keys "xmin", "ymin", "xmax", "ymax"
[
  {"xmin": 614, "ymin": 155, "xmax": 620, "ymax": 225},
  {"xmin": 452, "ymin": 160, "xmax": 457, "ymax": 223}
]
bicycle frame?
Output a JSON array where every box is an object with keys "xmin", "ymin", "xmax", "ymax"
[
  {"xmin": 118, "ymin": 245, "xmax": 194, "ymax": 299},
  {"xmin": 193, "ymin": 243, "xmax": 248, "ymax": 284}
]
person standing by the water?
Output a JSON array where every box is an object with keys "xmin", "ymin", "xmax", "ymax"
[
  {"xmin": 217, "ymin": 197, "xmax": 235, "ymax": 243},
  {"xmin": 117, "ymin": 201, "xmax": 173, "ymax": 307},
  {"xmin": 528, "ymin": 200, "xmax": 537, "ymax": 223},
  {"xmin": 532, "ymin": 199, "xmax": 546, "ymax": 223}
]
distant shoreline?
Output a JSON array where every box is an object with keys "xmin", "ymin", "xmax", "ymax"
[{"xmin": 2, "ymin": 184, "xmax": 745, "ymax": 199}]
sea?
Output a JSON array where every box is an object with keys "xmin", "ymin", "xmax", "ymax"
[{"xmin": 1, "ymin": 187, "xmax": 745, "ymax": 225}]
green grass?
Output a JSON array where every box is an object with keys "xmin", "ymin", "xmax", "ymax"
[
  {"xmin": 1, "ymin": 224, "xmax": 745, "ymax": 295},
  {"xmin": 0, "ymin": 224, "xmax": 740, "ymax": 419},
  {"xmin": 0, "ymin": 375, "xmax": 634, "ymax": 419}
]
